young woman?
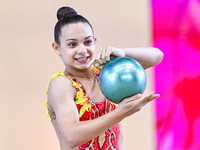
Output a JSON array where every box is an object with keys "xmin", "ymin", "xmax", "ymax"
[{"xmin": 45, "ymin": 6, "xmax": 163, "ymax": 150}]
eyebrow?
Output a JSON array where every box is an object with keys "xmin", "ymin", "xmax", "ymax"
[{"xmin": 66, "ymin": 36, "xmax": 92, "ymax": 42}]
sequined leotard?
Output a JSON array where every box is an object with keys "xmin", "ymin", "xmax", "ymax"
[{"xmin": 45, "ymin": 66, "xmax": 123, "ymax": 150}]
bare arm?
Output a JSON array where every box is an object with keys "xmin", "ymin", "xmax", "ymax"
[
  {"xmin": 48, "ymin": 76, "xmax": 159, "ymax": 148},
  {"xmin": 88, "ymin": 46, "xmax": 164, "ymax": 70},
  {"xmin": 123, "ymin": 47, "xmax": 164, "ymax": 69}
]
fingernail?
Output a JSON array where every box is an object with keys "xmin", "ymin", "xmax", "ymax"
[
  {"xmin": 137, "ymin": 94, "xmax": 142, "ymax": 98},
  {"xmin": 95, "ymin": 63, "xmax": 100, "ymax": 67}
]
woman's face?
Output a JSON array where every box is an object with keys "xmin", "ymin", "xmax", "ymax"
[{"xmin": 55, "ymin": 22, "xmax": 96, "ymax": 70}]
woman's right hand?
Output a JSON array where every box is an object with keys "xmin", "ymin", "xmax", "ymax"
[
  {"xmin": 117, "ymin": 91, "xmax": 160, "ymax": 119},
  {"xmin": 87, "ymin": 46, "xmax": 125, "ymax": 68}
]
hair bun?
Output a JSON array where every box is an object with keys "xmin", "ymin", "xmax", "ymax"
[{"xmin": 57, "ymin": 6, "xmax": 77, "ymax": 21}]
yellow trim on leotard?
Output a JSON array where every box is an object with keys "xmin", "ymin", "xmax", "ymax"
[{"xmin": 45, "ymin": 66, "xmax": 101, "ymax": 119}]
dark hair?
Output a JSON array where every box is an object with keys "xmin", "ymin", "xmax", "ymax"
[{"xmin": 54, "ymin": 6, "xmax": 93, "ymax": 45}]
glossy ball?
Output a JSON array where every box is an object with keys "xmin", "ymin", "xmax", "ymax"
[{"xmin": 99, "ymin": 57, "xmax": 147, "ymax": 104}]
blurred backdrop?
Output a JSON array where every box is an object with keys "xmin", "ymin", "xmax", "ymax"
[
  {"xmin": 1, "ymin": 0, "xmax": 200, "ymax": 150},
  {"xmin": 152, "ymin": 0, "xmax": 200, "ymax": 149},
  {"xmin": 0, "ymin": 0, "xmax": 155, "ymax": 150}
]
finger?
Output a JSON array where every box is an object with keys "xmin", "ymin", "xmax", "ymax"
[
  {"xmin": 121, "ymin": 93, "xmax": 142, "ymax": 104},
  {"xmin": 95, "ymin": 59, "xmax": 103, "ymax": 67},
  {"xmin": 94, "ymin": 62, "xmax": 102, "ymax": 67},
  {"xmin": 138, "ymin": 91, "xmax": 159, "ymax": 105},
  {"xmin": 101, "ymin": 47, "xmax": 107, "ymax": 64},
  {"xmin": 105, "ymin": 47, "xmax": 112, "ymax": 62},
  {"xmin": 87, "ymin": 49, "xmax": 100, "ymax": 67},
  {"xmin": 126, "ymin": 92, "xmax": 159, "ymax": 113},
  {"xmin": 87, "ymin": 57, "xmax": 95, "ymax": 67},
  {"xmin": 96, "ymin": 55, "xmax": 103, "ymax": 66}
]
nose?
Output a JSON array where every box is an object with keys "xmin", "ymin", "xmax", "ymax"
[{"xmin": 77, "ymin": 44, "xmax": 87, "ymax": 54}]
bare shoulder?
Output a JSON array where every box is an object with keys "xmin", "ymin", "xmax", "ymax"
[
  {"xmin": 49, "ymin": 75, "xmax": 73, "ymax": 90},
  {"xmin": 47, "ymin": 75, "xmax": 76, "ymax": 112}
]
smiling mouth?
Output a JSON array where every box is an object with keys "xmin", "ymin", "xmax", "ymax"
[{"xmin": 75, "ymin": 56, "xmax": 89, "ymax": 61}]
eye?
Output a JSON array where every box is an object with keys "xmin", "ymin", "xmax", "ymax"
[
  {"xmin": 85, "ymin": 40, "xmax": 93, "ymax": 45},
  {"xmin": 68, "ymin": 42, "xmax": 77, "ymax": 47}
]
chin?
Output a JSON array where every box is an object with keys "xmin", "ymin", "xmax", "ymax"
[{"xmin": 75, "ymin": 65, "xmax": 90, "ymax": 71}]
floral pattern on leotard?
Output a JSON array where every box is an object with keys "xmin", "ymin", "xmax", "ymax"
[{"xmin": 45, "ymin": 66, "xmax": 121, "ymax": 150}]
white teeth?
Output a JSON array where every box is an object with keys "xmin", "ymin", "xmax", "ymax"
[{"xmin": 77, "ymin": 57, "xmax": 87, "ymax": 61}]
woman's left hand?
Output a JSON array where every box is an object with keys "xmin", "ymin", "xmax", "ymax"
[{"xmin": 87, "ymin": 47, "xmax": 125, "ymax": 67}]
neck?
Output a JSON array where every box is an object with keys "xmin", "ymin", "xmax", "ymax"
[{"xmin": 64, "ymin": 66, "xmax": 94, "ymax": 79}]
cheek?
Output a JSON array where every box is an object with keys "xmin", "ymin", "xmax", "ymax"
[
  {"xmin": 90, "ymin": 45, "xmax": 96, "ymax": 53},
  {"xmin": 89, "ymin": 46, "xmax": 96, "ymax": 60},
  {"xmin": 60, "ymin": 49, "xmax": 75, "ymax": 63},
  {"xmin": 61, "ymin": 48, "xmax": 74, "ymax": 56}
]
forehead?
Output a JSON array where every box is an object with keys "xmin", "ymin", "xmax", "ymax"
[{"xmin": 60, "ymin": 23, "xmax": 93, "ymax": 38}]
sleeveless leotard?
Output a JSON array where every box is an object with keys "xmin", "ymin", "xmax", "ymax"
[{"xmin": 45, "ymin": 66, "xmax": 123, "ymax": 150}]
